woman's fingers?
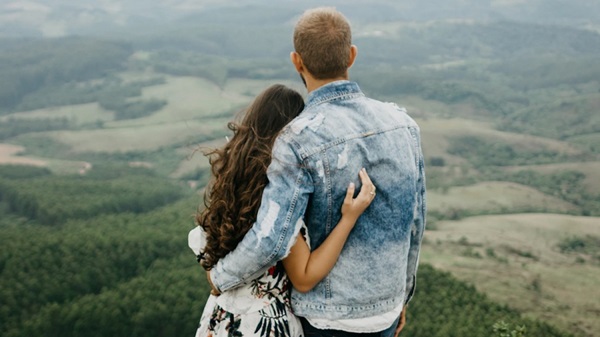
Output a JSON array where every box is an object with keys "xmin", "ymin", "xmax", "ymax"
[
  {"xmin": 341, "ymin": 169, "xmax": 376, "ymax": 218},
  {"xmin": 357, "ymin": 168, "xmax": 376, "ymax": 201},
  {"xmin": 359, "ymin": 168, "xmax": 375, "ymax": 189},
  {"xmin": 359, "ymin": 168, "xmax": 375, "ymax": 186},
  {"xmin": 344, "ymin": 182, "xmax": 356, "ymax": 203}
]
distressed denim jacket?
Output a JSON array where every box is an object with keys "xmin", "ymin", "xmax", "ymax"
[{"xmin": 211, "ymin": 80, "xmax": 426, "ymax": 320}]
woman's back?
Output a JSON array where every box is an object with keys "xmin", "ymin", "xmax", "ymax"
[{"xmin": 189, "ymin": 227, "xmax": 303, "ymax": 336}]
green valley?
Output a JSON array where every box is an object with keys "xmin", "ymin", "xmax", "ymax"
[{"xmin": 1, "ymin": 1, "xmax": 599, "ymax": 336}]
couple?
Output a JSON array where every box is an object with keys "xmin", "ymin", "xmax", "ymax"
[{"xmin": 188, "ymin": 7, "xmax": 426, "ymax": 337}]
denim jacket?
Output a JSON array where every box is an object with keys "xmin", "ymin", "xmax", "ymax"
[{"xmin": 210, "ymin": 80, "xmax": 426, "ymax": 320}]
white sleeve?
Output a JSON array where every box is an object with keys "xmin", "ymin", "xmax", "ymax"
[{"xmin": 188, "ymin": 226, "xmax": 207, "ymax": 256}]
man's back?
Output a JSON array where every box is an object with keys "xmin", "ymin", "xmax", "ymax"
[
  {"xmin": 209, "ymin": 7, "xmax": 425, "ymax": 333},
  {"xmin": 278, "ymin": 81, "xmax": 426, "ymax": 320}
]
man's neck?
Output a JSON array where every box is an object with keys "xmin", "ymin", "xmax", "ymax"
[{"xmin": 306, "ymin": 76, "xmax": 348, "ymax": 93}]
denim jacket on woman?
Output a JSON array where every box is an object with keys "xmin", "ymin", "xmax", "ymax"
[{"xmin": 210, "ymin": 80, "xmax": 426, "ymax": 320}]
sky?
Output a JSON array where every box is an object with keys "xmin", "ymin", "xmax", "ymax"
[{"xmin": 1, "ymin": 0, "xmax": 599, "ymax": 38}]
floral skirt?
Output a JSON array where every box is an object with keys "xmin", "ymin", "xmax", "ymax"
[{"xmin": 195, "ymin": 295, "xmax": 303, "ymax": 337}]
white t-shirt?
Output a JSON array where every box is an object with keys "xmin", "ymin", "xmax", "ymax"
[{"xmin": 306, "ymin": 303, "xmax": 402, "ymax": 332}]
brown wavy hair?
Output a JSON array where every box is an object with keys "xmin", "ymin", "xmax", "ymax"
[{"xmin": 196, "ymin": 84, "xmax": 305, "ymax": 270}]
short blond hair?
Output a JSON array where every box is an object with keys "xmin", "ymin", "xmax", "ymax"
[{"xmin": 293, "ymin": 7, "xmax": 352, "ymax": 80}]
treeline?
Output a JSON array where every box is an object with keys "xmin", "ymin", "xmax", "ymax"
[
  {"xmin": 0, "ymin": 198, "xmax": 202, "ymax": 337},
  {"xmin": 13, "ymin": 254, "xmax": 208, "ymax": 337},
  {"xmin": 491, "ymin": 56, "xmax": 600, "ymax": 91},
  {"xmin": 0, "ymin": 165, "xmax": 184, "ymax": 225},
  {"xmin": 350, "ymin": 20, "xmax": 600, "ymax": 73},
  {"xmin": 14, "ymin": 76, "xmax": 168, "ymax": 121},
  {"xmin": 401, "ymin": 265, "xmax": 569, "ymax": 337},
  {"xmin": 495, "ymin": 170, "xmax": 600, "ymax": 216},
  {"xmin": 0, "ymin": 117, "xmax": 72, "ymax": 140},
  {"xmin": 498, "ymin": 93, "xmax": 600, "ymax": 142},
  {"xmin": 132, "ymin": 5, "xmax": 295, "ymax": 59},
  {"xmin": 15, "ymin": 76, "xmax": 163, "ymax": 111},
  {"xmin": 356, "ymin": 54, "xmax": 598, "ymax": 118},
  {"xmin": 357, "ymin": 70, "xmax": 509, "ymax": 116},
  {"xmin": 406, "ymin": 21, "xmax": 600, "ymax": 60},
  {"xmin": 557, "ymin": 234, "xmax": 600, "ymax": 265},
  {"xmin": 140, "ymin": 51, "xmax": 293, "ymax": 87},
  {"xmin": 425, "ymin": 165, "xmax": 600, "ymax": 217},
  {"xmin": 0, "ymin": 165, "xmax": 51, "ymax": 179},
  {"xmin": 447, "ymin": 136, "xmax": 571, "ymax": 167},
  {"xmin": 0, "ymin": 37, "xmax": 132, "ymax": 113},
  {"xmin": 99, "ymin": 97, "xmax": 167, "ymax": 120}
]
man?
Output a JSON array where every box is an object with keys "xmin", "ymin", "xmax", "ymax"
[{"xmin": 208, "ymin": 7, "xmax": 426, "ymax": 337}]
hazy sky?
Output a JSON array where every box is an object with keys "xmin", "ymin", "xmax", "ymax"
[{"xmin": 1, "ymin": 0, "xmax": 599, "ymax": 38}]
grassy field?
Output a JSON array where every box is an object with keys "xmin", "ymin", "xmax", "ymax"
[
  {"xmin": 399, "ymin": 95, "xmax": 484, "ymax": 119},
  {"xmin": 421, "ymin": 213, "xmax": 600, "ymax": 337},
  {"xmin": 0, "ymin": 103, "xmax": 114, "ymax": 126},
  {"xmin": 0, "ymin": 143, "xmax": 47, "ymax": 166},
  {"xmin": 503, "ymin": 162, "xmax": 600, "ymax": 194},
  {"xmin": 427, "ymin": 181, "xmax": 579, "ymax": 216},
  {"xmin": 0, "ymin": 143, "xmax": 91, "ymax": 174},
  {"xmin": 11, "ymin": 75, "xmax": 296, "ymax": 154},
  {"xmin": 115, "ymin": 76, "xmax": 303, "ymax": 126},
  {"xmin": 106, "ymin": 76, "xmax": 250, "ymax": 128},
  {"xmin": 2, "ymin": 75, "xmax": 295, "ymax": 176},
  {"xmin": 567, "ymin": 133, "xmax": 600, "ymax": 154},
  {"xmin": 41, "ymin": 118, "xmax": 228, "ymax": 153},
  {"xmin": 415, "ymin": 117, "xmax": 582, "ymax": 159}
]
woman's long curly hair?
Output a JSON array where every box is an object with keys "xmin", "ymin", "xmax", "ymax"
[{"xmin": 196, "ymin": 84, "xmax": 305, "ymax": 270}]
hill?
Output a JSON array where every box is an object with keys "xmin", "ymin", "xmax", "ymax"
[{"xmin": 422, "ymin": 213, "xmax": 600, "ymax": 337}]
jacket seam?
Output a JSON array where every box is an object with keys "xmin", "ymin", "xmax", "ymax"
[
  {"xmin": 266, "ymin": 149, "xmax": 305, "ymax": 263},
  {"xmin": 323, "ymin": 153, "xmax": 333, "ymax": 300},
  {"xmin": 299, "ymin": 124, "xmax": 413, "ymax": 160},
  {"xmin": 305, "ymin": 92, "xmax": 364, "ymax": 109}
]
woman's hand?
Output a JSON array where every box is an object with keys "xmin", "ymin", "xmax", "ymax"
[
  {"xmin": 341, "ymin": 168, "xmax": 376, "ymax": 221},
  {"xmin": 282, "ymin": 168, "xmax": 377, "ymax": 293}
]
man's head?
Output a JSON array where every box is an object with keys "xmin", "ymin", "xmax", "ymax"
[{"xmin": 291, "ymin": 7, "xmax": 357, "ymax": 86}]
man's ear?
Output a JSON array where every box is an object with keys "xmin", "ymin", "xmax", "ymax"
[
  {"xmin": 348, "ymin": 45, "xmax": 358, "ymax": 68},
  {"xmin": 290, "ymin": 51, "xmax": 304, "ymax": 73}
]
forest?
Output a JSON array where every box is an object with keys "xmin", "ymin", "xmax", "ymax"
[
  {"xmin": 0, "ymin": 169, "xmax": 571, "ymax": 336},
  {"xmin": 1, "ymin": 1, "xmax": 599, "ymax": 336}
]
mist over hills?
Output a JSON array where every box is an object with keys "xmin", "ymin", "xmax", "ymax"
[{"xmin": 2, "ymin": 0, "xmax": 600, "ymax": 38}]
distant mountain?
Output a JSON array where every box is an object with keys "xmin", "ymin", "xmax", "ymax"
[{"xmin": 1, "ymin": 0, "xmax": 599, "ymax": 38}]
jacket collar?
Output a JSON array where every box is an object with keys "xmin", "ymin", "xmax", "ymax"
[{"xmin": 305, "ymin": 80, "xmax": 364, "ymax": 109}]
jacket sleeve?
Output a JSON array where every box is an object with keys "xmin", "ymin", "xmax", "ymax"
[
  {"xmin": 209, "ymin": 136, "xmax": 313, "ymax": 292},
  {"xmin": 404, "ymin": 127, "xmax": 426, "ymax": 304}
]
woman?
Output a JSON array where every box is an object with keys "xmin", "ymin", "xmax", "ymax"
[{"xmin": 189, "ymin": 84, "xmax": 376, "ymax": 337}]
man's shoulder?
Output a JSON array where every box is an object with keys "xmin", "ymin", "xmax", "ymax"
[
  {"xmin": 362, "ymin": 96, "xmax": 420, "ymax": 128},
  {"xmin": 272, "ymin": 112, "xmax": 319, "ymax": 156},
  {"xmin": 283, "ymin": 110, "xmax": 324, "ymax": 136}
]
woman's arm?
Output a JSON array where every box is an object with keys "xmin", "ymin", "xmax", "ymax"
[{"xmin": 282, "ymin": 168, "xmax": 376, "ymax": 293}]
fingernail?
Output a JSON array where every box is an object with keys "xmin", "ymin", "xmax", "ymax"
[{"xmin": 349, "ymin": 182, "xmax": 355, "ymax": 188}]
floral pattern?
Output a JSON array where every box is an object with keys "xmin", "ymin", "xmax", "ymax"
[{"xmin": 195, "ymin": 262, "xmax": 303, "ymax": 337}]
